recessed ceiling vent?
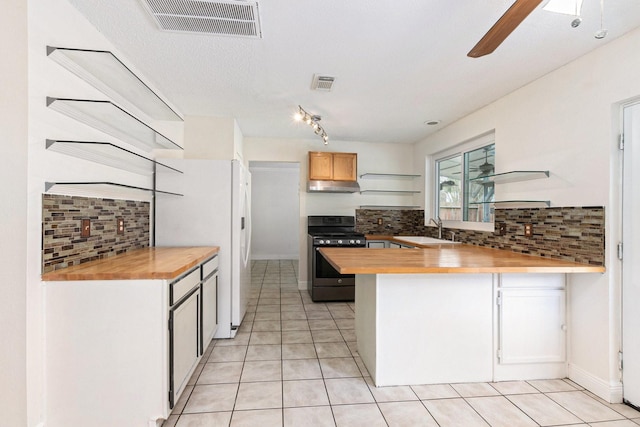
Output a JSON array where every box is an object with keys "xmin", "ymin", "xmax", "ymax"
[
  {"xmin": 311, "ymin": 75, "xmax": 335, "ymax": 92},
  {"xmin": 139, "ymin": 0, "xmax": 263, "ymax": 38}
]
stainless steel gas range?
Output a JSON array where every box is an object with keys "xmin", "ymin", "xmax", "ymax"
[{"xmin": 307, "ymin": 215, "xmax": 365, "ymax": 302}]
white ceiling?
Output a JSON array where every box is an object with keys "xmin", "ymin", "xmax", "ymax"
[{"xmin": 67, "ymin": 0, "xmax": 640, "ymax": 145}]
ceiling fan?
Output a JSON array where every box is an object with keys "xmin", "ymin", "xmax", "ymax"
[
  {"xmin": 468, "ymin": 0, "xmax": 543, "ymax": 58},
  {"xmin": 470, "ymin": 149, "xmax": 495, "ymax": 177}
]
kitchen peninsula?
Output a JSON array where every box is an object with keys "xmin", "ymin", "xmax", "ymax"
[{"xmin": 319, "ymin": 245, "xmax": 604, "ymax": 387}]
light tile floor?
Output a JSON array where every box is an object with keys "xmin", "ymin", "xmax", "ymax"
[{"xmin": 163, "ymin": 260, "xmax": 640, "ymax": 427}]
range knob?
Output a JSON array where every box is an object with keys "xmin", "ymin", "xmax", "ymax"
[
  {"xmin": 337, "ymin": 240, "xmax": 343, "ymax": 244},
  {"xmin": 349, "ymin": 240, "xmax": 355, "ymax": 244},
  {"xmin": 318, "ymin": 240, "xmax": 325, "ymax": 245},
  {"xmin": 355, "ymin": 240, "xmax": 361, "ymax": 244}
]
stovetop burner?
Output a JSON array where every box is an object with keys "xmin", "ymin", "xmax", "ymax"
[{"xmin": 307, "ymin": 215, "xmax": 365, "ymax": 247}]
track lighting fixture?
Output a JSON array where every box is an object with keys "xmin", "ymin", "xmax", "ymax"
[{"xmin": 294, "ymin": 105, "xmax": 329, "ymax": 145}]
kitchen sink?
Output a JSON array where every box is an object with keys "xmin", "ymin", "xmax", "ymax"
[{"xmin": 394, "ymin": 236, "xmax": 460, "ymax": 245}]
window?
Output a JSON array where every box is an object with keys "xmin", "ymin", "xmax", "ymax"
[{"xmin": 435, "ymin": 141, "xmax": 495, "ymax": 225}]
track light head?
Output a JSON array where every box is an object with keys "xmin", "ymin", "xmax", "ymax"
[{"xmin": 295, "ymin": 105, "xmax": 330, "ymax": 144}]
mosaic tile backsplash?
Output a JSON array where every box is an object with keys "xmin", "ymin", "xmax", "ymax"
[
  {"xmin": 42, "ymin": 194, "xmax": 150, "ymax": 273},
  {"xmin": 356, "ymin": 206, "xmax": 605, "ymax": 266}
]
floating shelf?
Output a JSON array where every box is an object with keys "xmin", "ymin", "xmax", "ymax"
[
  {"xmin": 46, "ymin": 140, "xmax": 183, "ymax": 176},
  {"xmin": 359, "ymin": 205, "xmax": 421, "ymax": 210},
  {"xmin": 44, "ymin": 182, "xmax": 183, "ymax": 200},
  {"xmin": 470, "ymin": 200, "xmax": 551, "ymax": 208},
  {"xmin": 469, "ymin": 170, "xmax": 549, "ymax": 184},
  {"xmin": 360, "ymin": 173, "xmax": 421, "ymax": 178},
  {"xmin": 47, "ymin": 46, "xmax": 182, "ymax": 122},
  {"xmin": 360, "ymin": 190, "xmax": 420, "ymax": 194},
  {"xmin": 47, "ymin": 97, "xmax": 182, "ymax": 152}
]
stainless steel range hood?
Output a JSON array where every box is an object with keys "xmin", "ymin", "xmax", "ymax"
[{"xmin": 307, "ymin": 180, "xmax": 360, "ymax": 193}]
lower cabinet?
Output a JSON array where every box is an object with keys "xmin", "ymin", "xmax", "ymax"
[
  {"xmin": 44, "ymin": 254, "xmax": 218, "ymax": 427},
  {"xmin": 366, "ymin": 240, "xmax": 414, "ymax": 249},
  {"xmin": 201, "ymin": 256, "xmax": 219, "ymax": 351},
  {"xmin": 389, "ymin": 242, "xmax": 414, "ymax": 249},
  {"xmin": 169, "ymin": 285, "xmax": 200, "ymax": 409},
  {"xmin": 494, "ymin": 273, "xmax": 567, "ymax": 381},
  {"xmin": 366, "ymin": 240, "xmax": 388, "ymax": 248}
]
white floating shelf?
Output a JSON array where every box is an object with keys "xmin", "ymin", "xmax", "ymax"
[
  {"xmin": 470, "ymin": 200, "xmax": 551, "ymax": 208},
  {"xmin": 47, "ymin": 46, "xmax": 182, "ymax": 122},
  {"xmin": 46, "ymin": 140, "xmax": 182, "ymax": 176},
  {"xmin": 47, "ymin": 97, "xmax": 182, "ymax": 152},
  {"xmin": 359, "ymin": 205, "xmax": 421, "ymax": 210},
  {"xmin": 45, "ymin": 182, "xmax": 183, "ymax": 201},
  {"xmin": 360, "ymin": 173, "xmax": 421, "ymax": 179},
  {"xmin": 360, "ymin": 190, "xmax": 420, "ymax": 194},
  {"xmin": 469, "ymin": 170, "xmax": 549, "ymax": 184}
]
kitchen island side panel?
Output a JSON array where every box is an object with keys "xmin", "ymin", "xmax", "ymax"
[
  {"xmin": 44, "ymin": 279, "xmax": 168, "ymax": 427},
  {"xmin": 357, "ymin": 273, "xmax": 494, "ymax": 386},
  {"xmin": 355, "ymin": 274, "xmax": 378, "ymax": 379}
]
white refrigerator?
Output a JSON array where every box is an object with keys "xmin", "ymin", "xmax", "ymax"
[{"xmin": 155, "ymin": 159, "xmax": 252, "ymax": 338}]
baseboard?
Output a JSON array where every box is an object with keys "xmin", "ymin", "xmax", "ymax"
[
  {"xmin": 569, "ymin": 363, "xmax": 623, "ymax": 403},
  {"xmin": 298, "ymin": 280, "xmax": 307, "ymax": 291}
]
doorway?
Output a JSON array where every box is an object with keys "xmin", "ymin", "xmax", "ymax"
[
  {"xmin": 248, "ymin": 161, "xmax": 300, "ymax": 261},
  {"xmin": 622, "ymin": 102, "xmax": 640, "ymax": 407}
]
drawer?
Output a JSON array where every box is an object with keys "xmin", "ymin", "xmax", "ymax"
[
  {"xmin": 202, "ymin": 255, "xmax": 219, "ymax": 278},
  {"xmin": 171, "ymin": 268, "xmax": 200, "ymax": 305}
]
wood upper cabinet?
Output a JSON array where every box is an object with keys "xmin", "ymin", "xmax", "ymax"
[
  {"xmin": 309, "ymin": 152, "xmax": 357, "ymax": 181},
  {"xmin": 309, "ymin": 152, "xmax": 334, "ymax": 180}
]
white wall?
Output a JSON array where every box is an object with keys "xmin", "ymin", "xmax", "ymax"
[
  {"xmin": 183, "ymin": 115, "xmax": 241, "ymax": 160},
  {"xmin": 244, "ymin": 138, "xmax": 415, "ymax": 286},
  {"xmin": 0, "ymin": 2, "xmax": 28, "ymax": 426},
  {"xmin": 414, "ymin": 27, "xmax": 640, "ymax": 402},
  {"xmin": 26, "ymin": 0, "xmax": 184, "ymax": 424},
  {"xmin": 249, "ymin": 163, "xmax": 300, "ymax": 260}
]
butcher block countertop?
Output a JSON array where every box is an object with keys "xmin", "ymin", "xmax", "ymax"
[
  {"xmin": 319, "ymin": 245, "xmax": 605, "ymax": 274},
  {"xmin": 41, "ymin": 247, "xmax": 219, "ymax": 281}
]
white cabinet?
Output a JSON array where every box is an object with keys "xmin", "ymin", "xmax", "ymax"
[
  {"xmin": 494, "ymin": 273, "xmax": 567, "ymax": 381},
  {"xmin": 201, "ymin": 256, "xmax": 219, "ymax": 349},
  {"xmin": 357, "ymin": 272, "xmax": 570, "ymax": 386},
  {"xmin": 366, "ymin": 240, "xmax": 388, "ymax": 248},
  {"xmin": 170, "ymin": 285, "xmax": 200, "ymax": 408},
  {"xmin": 366, "ymin": 240, "xmax": 414, "ymax": 249},
  {"xmin": 389, "ymin": 242, "xmax": 414, "ymax": 249},
  {"xmin": 43, "ymin": 254, "xmax": 218, "ymax": 427}
]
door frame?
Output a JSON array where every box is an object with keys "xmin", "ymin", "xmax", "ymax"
[{"xmin": 621, "ymin": 100, "xmax": 640, "ymax": 408}]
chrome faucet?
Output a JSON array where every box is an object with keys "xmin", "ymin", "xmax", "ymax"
[{"xmin": 429, "ymin": 217, "xmax": 443, "ymax": 239}]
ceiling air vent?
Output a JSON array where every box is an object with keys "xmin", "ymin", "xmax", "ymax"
[
  {"xmin": 311, "ymin": 75, "xmax": 335, "ymax": 92},
  {"xmin": 139, "ymin": 0, "xmax": 262, "ymax": 38}
]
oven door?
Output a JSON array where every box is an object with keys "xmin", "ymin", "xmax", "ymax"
[{"xmin": 312, "ymin": 246, "xmax": 355, "ymax": 286}]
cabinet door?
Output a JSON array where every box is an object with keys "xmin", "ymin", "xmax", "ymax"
[
  {"xmin": 332, "ymin": 153, "xmax": 357, "ymax": 181},
  {"xmin": 498, "ymin": 288, "xmax": 566, "ymax": 364},
  {"xmin": 170, "ymin": 288, "xmax": 200, "ymax": 408},
  {"xmin": 202, "ymin": 272, "xmax": 218, "ymax": 349},
  {"xmin": 309, "ymin": 152, "xmax": 333, "ymax": 180},
  {"xmin": 367, "ymin": 241, "xmax": 386, "ymax": 248},
  {"xmin": 389, "ymin": 242, "xmax": 413, "ymax": 249}
]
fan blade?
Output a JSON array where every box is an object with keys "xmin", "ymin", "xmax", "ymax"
[{"xmin": 468, "ymin": 0, "xmax": 543, "ymax": 58}]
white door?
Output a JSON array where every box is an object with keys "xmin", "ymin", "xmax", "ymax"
[{"xmin": 623, "ymin": 102, "xmax": 640, "ymax": 406}]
